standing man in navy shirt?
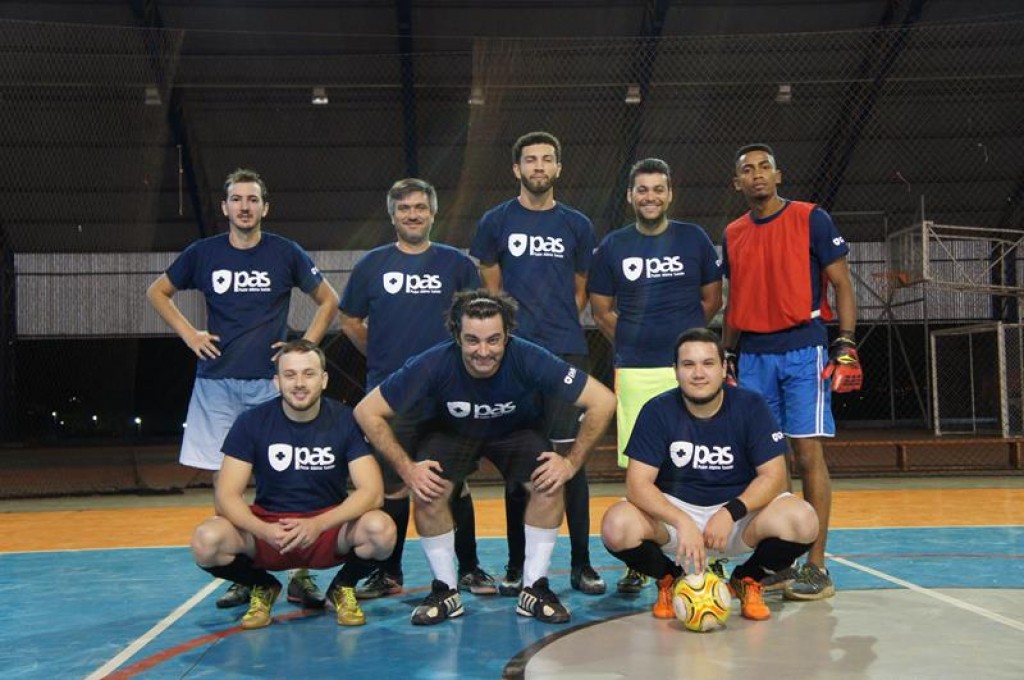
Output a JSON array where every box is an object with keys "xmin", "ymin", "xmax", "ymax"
[
  {"xmin": 147, "ymin": 168, "xmax": 339, "ymax": 610},
  {"xmin": 588, "ymin": 158, "xmax": 723, "ymax": 592},
  {"xmin": 355, "ymin": 290, "xmax": 616, "ymax": 626},
  {"xmin": 191, "ymin": 340, "xmax": 395, "ymax": 630},
  {"xmin": 339, "ymin": 178, "xmax": 494, "ymax": 600},
  {"xmin": 472, "ymin": 131, "xmax": 605, "ymax": 597},
  {"xmin": 600, "ymin": 328, "xmax": 818, "ymax": 623}
]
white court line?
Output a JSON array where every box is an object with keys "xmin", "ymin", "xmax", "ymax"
[
  {"xmin": 829, "ymin": 554, "xmax": 1024, "ymax": 632},
  {"xmin": 84, "ymin": 579, "xmax": 222, "ymax": 680}
]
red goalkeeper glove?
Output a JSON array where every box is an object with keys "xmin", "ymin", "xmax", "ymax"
[
  {"xmin": 724, "ymin": 349, "xmax": 739, "ymax": 387},
  {"xmin": 821, "ymin": 335, "xmax": 863, "ymax": 393}
]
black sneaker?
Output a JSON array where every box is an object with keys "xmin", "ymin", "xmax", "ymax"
[
  {"xmin": 410, "ymin": 580, "xmax": 464, "ymax": 626},
  {"xmin": 517, "ymin": 577, "xmax": 570, "ymax": 624},
  {"xmin": 616, "ymin": 568, "xmax": 647, "ymax": 594},
  {"xmin": 498, "ymin": 564, "xmax": 523, "ymax": 597},
  {"xmin": 458, "ymin": 567, "xmax": 498, "ymax": 595},
  {"xmin": 287, "ymin": 570, "xmax": 326, "ymax": 609},
  {"xmin": 216, "ymin": 582, "xmax": 250, "ymax": 609},
  {"xmin": 708, "ymin": 558, "xmax": 729, "ymax": 580},
  {"xmin": 356, "ymin": 569, "xmax": 403, "ymax": 600},
  {"xmin": 570, "ymin": 564, "xmax": 607, "ymax": 595}
]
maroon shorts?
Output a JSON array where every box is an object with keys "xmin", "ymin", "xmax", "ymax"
[{"xmin": 250, "ymin": 504, "xmax": 347, "ymax": 571}]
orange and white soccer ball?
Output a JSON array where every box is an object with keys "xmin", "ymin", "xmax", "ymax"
[{"xmin": 671, "ymin": 571, "xmax": 732, "ymax": 632}]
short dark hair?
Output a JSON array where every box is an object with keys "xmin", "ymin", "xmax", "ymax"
[
  {"xmin": 387, "ymin": 177, "xmax": 438, "ymax": 217},
  {"xmin": 446, "ymin": 288, "xmax": 518, "ymax": 338},
  {"xmin": 276, "ymin": 338, "xmax": 326, "ymax": 371},
  {"xmin": 628, "ymin": 158, "xmax": 671, "ymax": 189},
  {"xmin": 224, "ymin": 168, "xmax": 268, "ymax": 202},
  {"xmin": 674, "ymin": 327, "xmax": 725, "ymax": 363},
  {"xmin": 734, "ymin": 144, "xmax": 777, "ymax": 171},
  {"xmin": 512, "ymin": 131, "xmax": 562, "ymax": 165}
]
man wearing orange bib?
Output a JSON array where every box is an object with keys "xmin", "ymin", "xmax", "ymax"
[{"xmin": 721, "ymin": 144, "xmax": 861, "ymax": 600}]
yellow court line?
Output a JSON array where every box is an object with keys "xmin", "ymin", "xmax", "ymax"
[{"xmin": 3, "ymin": 488, "xmax": 1023, "ymax": 553}]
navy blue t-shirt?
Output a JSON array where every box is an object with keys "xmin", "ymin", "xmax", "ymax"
[
  {"xmin": 166, "ymin": 232, "xmax": 323, "ymax": 379},
  {"xmin": 625, "ymin": 386, "xmax": 787, "ymax": 506},
  {"xmin": 379, "ymin": 336, "xmax": 586, "ymax": 440},
  {"xmin": 471, "ymin": 198, "xmax": 596, "ymax": 355},
  {"xmin": 721, "ymin": 202, "xmax": 849, "ymax": 354},
  {"xmin": 587, "ymin": 221, "xmax": 722, "ymax": 368},
  {"xmin": 222, "ymin": 397, "xmax": 371, "ymax": 512},
  {"xmin": 339, "ymin": 243, "xmax": 480, "ymax": 389}
]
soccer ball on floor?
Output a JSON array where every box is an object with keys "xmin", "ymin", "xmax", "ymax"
[{"xmin": 671, "ymin": 571, "xmax": 732, "ymax": 632}]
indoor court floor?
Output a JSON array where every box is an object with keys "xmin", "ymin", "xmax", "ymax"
[{"xmin": 2, "ymin": 479, "xmax": 1022, "ymax": 679}]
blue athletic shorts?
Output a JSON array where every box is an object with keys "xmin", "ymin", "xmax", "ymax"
[
  {"xmin": 738, "ymin": 346, "xmax": 834, "ymax": 438},
  {"xmin": 179, "ymin": 377, "xmax": 279, "ymax": 470}
]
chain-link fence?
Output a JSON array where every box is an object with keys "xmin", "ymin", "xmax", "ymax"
[{"xmin": 2, "ymin": 17, "xmax": 1023, "ymax": 449}]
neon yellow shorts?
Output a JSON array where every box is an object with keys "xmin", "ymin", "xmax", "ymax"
[{"xmin": 614, "ymin": 366, "xmax": 678, "ymax": 468}]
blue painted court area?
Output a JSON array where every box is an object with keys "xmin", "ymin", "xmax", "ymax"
[{"xmin": 1, "ymin": 527, "xmax": 1022, "ymax": 679}]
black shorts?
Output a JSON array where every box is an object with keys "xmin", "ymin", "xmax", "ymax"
[
  {"xmin": 416, "ymin": 429, "xmax": 553, "ymax": 485},
  {"xmin": 375, "ymin": 405, "xmax": 430, "ymax": 493},
  {"xmin": 543, "ymin": 353, "xmax": 588, "ymax": 443}
]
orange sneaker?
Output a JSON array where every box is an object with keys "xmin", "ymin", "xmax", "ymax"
[
  {"xmin": 729, "ymin": 575, "xmax": 770, "ymax": 621},
  {"xmin": 652, "ymin": 574, "xmax": 675, "ymax": 619}
]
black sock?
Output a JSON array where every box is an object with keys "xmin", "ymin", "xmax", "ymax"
[
  {"xmin": 731, "ymin": 538, "xmax": 813, "ymax": 582},
  {"xmin": 451, "ymin": 482, "xmax": 479, "ymax": 574},
  {"xmin": 331, "ymin": 555, "xmax": 377, "ymax": 589},
  {"xmin": 504, "ymin": 481, "xmax": 527, "ymax": 570},
  {"xmin": 563, "ymin": 460, "xmax": 592, "ymax": 568},
  {"xmin": 608, "ymin": 541, "xmax": 682, "ymax": 580},
  {"xmin": 201, "ymin": 554, "xmax": 279, "ymax": 589},
  {"xmin": 380, "ymin": 495, "xmax": 409, "ymax": 577}
]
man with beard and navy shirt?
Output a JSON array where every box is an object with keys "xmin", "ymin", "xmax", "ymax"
[
  {"xmin": 148, "ymin": 168, "xmax": 339, "ymax": 611},
  {"xmin": 600, "ymin": 328, "xmax": 818, "ymax": 624},
  {"xmin": 588, "ymin": 157, "xmax": 723, "ymax": 593},
  {"xmin": 471, "ymin": 131, "xmax": 604, "ymax": 597},
  {"xmin": 354, "ymin": 289, "xmax": 616, "ymax": 626},
  {"xmin": 339, "ymin": 178, "xmax": 494, "ymax": 601},
  {"xmin": 190, "ymin": 340, "xmax": 396, "ymax": 630}
]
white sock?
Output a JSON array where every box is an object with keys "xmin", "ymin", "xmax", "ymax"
[
  {"xmin": 421, "ymin": 531, "xmax": 458, "ymax": 590},
  {"xmin": 523, "ymin": 524, "xmax": 559, "ymax": 588}
]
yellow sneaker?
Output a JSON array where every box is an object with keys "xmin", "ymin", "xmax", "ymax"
[
  {"xmin": 328, "ymin": 584, "xmax": 366, "ymax": 626},
  {"xmin": 729, "ymin": 575, "xmax": 770, "ymax": 621},
  {"xmin": 652, "ymin": 574, "xmax": 676, "ymax": 619},
  {"xmin": 240, "ymin": 583, "xmax": 281, "ymax": 630}
]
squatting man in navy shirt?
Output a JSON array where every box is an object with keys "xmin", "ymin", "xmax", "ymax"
[
  {"xmin": 600, "ymin": 327, "xmax": 818, "ymax": 623},
  {"xmin": 354, "ymin": 289, "xmax": 616, "ymax": 625},
  {"xmin": 190, "ymin": 340, "xmax": 396, "ymax": 630}
]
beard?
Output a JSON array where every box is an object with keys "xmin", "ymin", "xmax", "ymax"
[
  {"xmin": 682, "ymin": 385, "xmax": 722, "ymax": 406},
  {"xmin": 521, "ymin": 173, "xmax": 555, "ymax": 195}
]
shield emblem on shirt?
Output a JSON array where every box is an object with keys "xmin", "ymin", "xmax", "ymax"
[
  {"xmin": 268, "ymin": 443, "xmax": 293, "ymax": 471},
  {"xmin": 212, "ymin": 269, "xmax": 232, "ymax": 295},
  {"xmin": 507, "ymin": 233, "xmax": 528, "ymax": 258},
  {"xmin": 383, "ymin": 272, "xmax": 404, "ymax": 295},
  {"xmin": 447, "ymin": 401, "xmax": 471, "ymax": 418},
  {"xmin": 622, "ymin": 257, "xmax": 644, "ymax": 282},
  {"xmin": 669, "ymin": 441, "xmax": 694, "ymax": 467}
]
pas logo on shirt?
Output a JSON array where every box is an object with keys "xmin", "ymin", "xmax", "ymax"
[
  {"xmin": 382, "ymin": 272, "xmax": 442, "ymax": 295},
  {"xmin": 446, "ymin": 401, "xmax": 516, "ymax": 419},
  {"xmin": 267, "ymin": 443, "xmax": 336, "ymax": 471},
  {"xmin": 507, "ymin": 233, "xmax": 565, "ymax": 258},
  {"xmin": 669, "ymin": 441, "xmax": 734, "ymax": 470},
  {"xmin": 211, "ymin": 269, "xmax": 271, "ymax": 294},
  {"xmin": 622, "ymin": 256, "xmax": 685, "ymax": 281}
]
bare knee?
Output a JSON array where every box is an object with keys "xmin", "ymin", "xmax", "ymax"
[
  {"xmin": 191, "ymin": 517, "xmax": 229, "ymax": 565},
  {"xmin": 600, "ymin": 502, "xmax": 641, "ymax": 551},
  {"xmin": 361, "ymin": 510, "xmax": 397, "ymax": 558}
]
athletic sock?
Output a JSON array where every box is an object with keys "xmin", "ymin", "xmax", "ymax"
[
  {"xmin": 523, "ymin": 524, "xmax": 558, "ymax": 588},
  {"xmin": 330, "ymin": 555, "xmax": 376, "ymax": 589},
  {"xmin": 608, "ymin": 540, "xmax": 682, "ymax": 580},
  {"xmin": 563, "ymin": 460, "xmax": 592, "ymax": 568},
  {"xmin": 201, "ymin": 554, "xmax": 279, "ymax": 589},
  {"xmin": 504, "ymin": 481, "xmax": 527, "ymax": 569},
  {"xmin": 731, "ymin": 538, "xmax": 813, "ymax": 582},
  {"xmin": 380, "ymin": 495, "xmax": 410, "ymax": 577},
  {"xmin": 421, "ymin": 531, "xmax": 458, "ymax": 590},
  {"xmin": 451, "ymin": 482, "xmax": 479, "ymax": 573}
]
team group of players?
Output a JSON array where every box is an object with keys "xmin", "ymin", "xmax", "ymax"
[{"xmin": 147, "ymin": 131, "xmax": 862, "ymax": 630}]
